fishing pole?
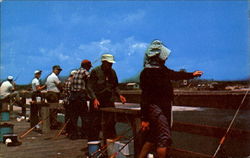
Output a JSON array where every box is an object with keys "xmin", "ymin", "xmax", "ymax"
[
  {"xmin": 109, "ymin": 128, "xmax": 142, "ymax": 158},
  {"xmin": 19, "ymin": 108, "xmax": 58, "ymax": 139},
  {"xmin": 211, "ymin": 90, "xmax": 249, "ymax": 158},
  {"xmin": 53, "ymin": 119, "xmax": 70, "ymax": 140},
  {"xmin": 90, "ymin": 127, "xmax": 132, "ymax": 157}
]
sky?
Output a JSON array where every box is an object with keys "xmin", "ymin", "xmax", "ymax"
[{"xmin": 0, "ymin": 0, "xmax": 249, "ymax": 84}]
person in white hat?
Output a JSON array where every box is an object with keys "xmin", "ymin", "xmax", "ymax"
[
  {"xmin": 87, "ymin": 54, "xmax": 126, "ymax": 141},
  {"xmin": 31, "ymin": 70, "xmax": 46, "ymax": 93},
  {"xmin": 30, "ymin": 70, "xmax": 46, "ymax": 129},
  {"xmin": 0, "ymin": 76, "xmax": 20, "ymax": 103}
]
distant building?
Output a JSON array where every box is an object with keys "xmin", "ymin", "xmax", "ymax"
[{"xmin": 126, "ymin": 83, "xmax": 139, "ymax": 90}]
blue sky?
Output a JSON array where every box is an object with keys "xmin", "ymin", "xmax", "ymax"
[{"xmin": 1, "ymin": 1, "xmax": 249, "ymax": 84}]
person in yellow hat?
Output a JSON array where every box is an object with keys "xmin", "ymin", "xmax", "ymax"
[{"xmin": 87, "ymin": 54, "xmax": 126, "ymax": 141}]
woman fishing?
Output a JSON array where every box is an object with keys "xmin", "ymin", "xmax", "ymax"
[{"xmin": 139, "ymin": 40, "xmax": 203, "ymax": 158}]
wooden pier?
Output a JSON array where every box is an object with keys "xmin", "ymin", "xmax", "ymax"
[{"xmin": 1, "ymin": 90, "xmax": 250, "ymax": 158}]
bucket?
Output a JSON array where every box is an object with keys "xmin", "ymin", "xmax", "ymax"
[
  {"xmin": 87, "ymin": 141, "xmax": 101, "ymax": 157},
  {"xmin": 0, "ymin": 111, "xmax": 10, "ymax": 121},
  {"xmin": 0, "ymin": 123, "xmax": 14, "ymax": 142}
]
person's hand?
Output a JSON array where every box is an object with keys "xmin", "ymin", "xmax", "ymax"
[
  {"xmin": 120, "ymin": 95, "xmax": 126, "ymax": 104},
  {"xmin": 141, "ymin": 121, "xmax": 150, "ymax": 131},
  {"xmin": 193, "ymin": 71, "xmax": 203, "ymax": 77},
  {"xmin": 93, "ymin": 98, "xmax": 100, "ymax": 109}
]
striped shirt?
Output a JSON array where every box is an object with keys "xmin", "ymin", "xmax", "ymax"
[{"xmin": 71, "ymin": 67, "xmax": 89, "ymax": 92}]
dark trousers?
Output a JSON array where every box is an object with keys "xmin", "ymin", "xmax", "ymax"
[
  {"xmin": 31, "ymin": 93, "xmax": 42, "ymax": 127},
  {"xmin": 64, "ymin": 103, "xmax": 73, "ymax": 134},
  {"xmin": 69, "ymin": 94, "xmax": 88, "ymax": 137},
  {"xmin": 30, "ymin": 103, "xmax": 41, "ymax": 127},
  {"xmin": 88, "ymin": 93, "xmax": 116, "ymax": 141}
]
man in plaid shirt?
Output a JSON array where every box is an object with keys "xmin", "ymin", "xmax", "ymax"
[
  {"xmin": 69, "ymin": 60, "xmax": 92, "ymax": 140},
  {"xmin": 62, "ymin": 70, "xmax": 76, "ymax": 136}
]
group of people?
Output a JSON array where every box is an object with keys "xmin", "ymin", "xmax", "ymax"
[
  {"xmin": 0, "ymin": 40, "xmax": 203, "ymax": 157},
  {"xmin": 30, "ymin": 54, "xmax": 127, "ymax": 142}
]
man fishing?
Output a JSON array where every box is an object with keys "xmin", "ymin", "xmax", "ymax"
[
  {"xmin": 45, "ymin": 65, "xmax": 63, "ymax": 129},
  {"xmin": 87, "ymin": 54, "xmax": 126, "ymax": 141},
  {"xmin": 69, "ymin": 60, "xmax": 92, "ymax": 140},
  {"xmin": 139, "ymin": 40, "xmax": 203, "ymax": 158},
  {"xmin": 0, "ymin": 76, "xmax": 20, "ymax": 103},
  {"xmin": 30, "ymin": 70, "xmax": 46, "ymax": 129}
]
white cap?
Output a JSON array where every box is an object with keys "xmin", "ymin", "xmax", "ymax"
[
  {"xmin": 70, "ymin": 70, "xmax": 77, "ymax": 75},
  {"xmin": 101, "ymin": 54, "xmax": 116, "ymax": 63},
  {"xmin": 7, "ymin": 76, "xmax": 14, "ymax": 80},
  {"xmin": 34, "ymin": 70, "xmax": 42, "ymax": 74}
]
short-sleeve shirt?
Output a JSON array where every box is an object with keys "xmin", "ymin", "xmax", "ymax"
[
  {"xmin": 0, "ymin": 81, "xmax": 14, "ymax": 99},
  {"xmin": 31, "ymin": 78, "xmax": 40, "ymax": 92},
  {"xmin": 46, "ymin": 73, "xmax": 61, "ymax": 93}
]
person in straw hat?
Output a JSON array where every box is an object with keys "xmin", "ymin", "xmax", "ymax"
[{"xmin": 87, "ymin": 54, "xmax": 126, "ymax": 141}]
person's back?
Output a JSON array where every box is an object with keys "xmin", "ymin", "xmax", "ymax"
[
  {"xmin": 0, "ymin": 80, "xmax": 14, "ymax": 99},
  {"xmin": 46, "ymin": 72, "xmax": 60, "ymax": 93}
]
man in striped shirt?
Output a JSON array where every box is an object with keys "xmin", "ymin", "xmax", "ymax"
[{"xmin": 69, "ymin": 60, "xmax": 92, "ymax": 140}]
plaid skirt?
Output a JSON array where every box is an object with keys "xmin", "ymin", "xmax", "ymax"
[{"xmin": 145, "ymin": 104, "xmax": 172, "ymax": 147}]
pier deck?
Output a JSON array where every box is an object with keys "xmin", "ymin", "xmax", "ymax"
[{"xmin": 0, "ymin": 109, "xmax": 87, "ymax": 158}]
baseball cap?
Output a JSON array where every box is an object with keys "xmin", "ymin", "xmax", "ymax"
[
  {"xmin": 70, "ymin": 70, "xmax": 77, "ymax": 75},
  {"xmin": 101, "ymin": 54, "xmax": 115, "ymax": 63},
  {"xmin": 7, "ymin": 76, "xmax": 14, "ymax": 80},
  {"xmin": 81, "ymin": 60, "xmax": 92, "ymax": 67},
  {"xmin": 52, "ymin": 65, "xmax": 62, "ymax": 71},
  {"xmin": 34, "ymin": 70, "xmax": 42, "ymax": 74}
]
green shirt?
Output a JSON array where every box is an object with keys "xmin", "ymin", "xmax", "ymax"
[{"xmin": 87, "ymin": 66, "xmax": 120, "ymax": 100}]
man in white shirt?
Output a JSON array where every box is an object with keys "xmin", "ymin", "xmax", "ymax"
[
  {"xmin": 0, "ymin": 76, "xmax": 20, "ymax": 111},
  {"xmin": 45, "ymin": 65, "xmax": 63, "ymax": 129},
  {"xmin": 46, "ymin": 65, "xmax": 63, "ymax": 102},
  {"xmin": 30, "ymin": 70, "xmax": 46, "ymax": 129},
  {"xmin": 31, "ymin": 70, "xmax": 46, "ymax": 93},
  {"xmin": 0, "ymin": 76, "xmax": 19, "ymax": 101}
]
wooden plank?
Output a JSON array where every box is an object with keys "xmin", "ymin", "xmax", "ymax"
[
  {"xmin": 170, "ymin": 147, "xmax": 212, "ymax": 158},
  {"xmin": 173, "ymin": 121, "xmax": 250, "ymax": 141}
]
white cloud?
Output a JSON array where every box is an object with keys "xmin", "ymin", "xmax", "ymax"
[
  {"xmin": 39, "ymin": 44, "xmax": 70, "ymax": 62},
  {"xmin": 123, "ymin": 10, "xmax": 146, "ymax": 23}
]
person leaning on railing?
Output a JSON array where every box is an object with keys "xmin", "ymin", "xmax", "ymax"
[
  {"xmin": 87, "ymin": 54, "xmax": 126, "ymax": 141},
  {"xmin": 139, "ymin": 40, "xmax": 203, "ymax": 158},
  {"xmin": 45, "ymin": 65, "xmax": 63, "ymax": 129}
]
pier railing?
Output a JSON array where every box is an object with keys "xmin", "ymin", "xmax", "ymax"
[
  {"xmin": 116, "ymin": 90, "xmax": 250, "ymax": 158},
  {"xmin": 2, "ymin": 90, "xmax": 250, "ymax": 158}
]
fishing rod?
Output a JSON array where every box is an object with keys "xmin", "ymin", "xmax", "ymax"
[
  {"xmin": 211, "ymin": 90, "xmax": 249, "ymax": 158},
  {"xmin": 54, "ymin": 119, "xmax": 70, "ymax": 139},
  {"xmin": 19, "ymin": 109, "xmax": 58, "ymax": 139},
  {"xmin": 90, "ymin": 127, "xmax": 132, "ymax": 157},
  {"xmin": 109, "ymin": 128, "xmax": 142, "ymax": 158}
]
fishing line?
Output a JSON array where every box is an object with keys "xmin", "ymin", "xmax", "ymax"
[{"xmin": 212, "ymin": 90, "xmax": 249, "ymax": 158}]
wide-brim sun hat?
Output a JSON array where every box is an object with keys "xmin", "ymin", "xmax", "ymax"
[{"xmin": 101, "ymin": 54, "xmax": 116, "ymax": 63}]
